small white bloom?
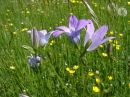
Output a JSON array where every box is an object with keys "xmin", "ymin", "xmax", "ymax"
[
  {"xmin": 117, "ymin": 7, "xmax": 127, "ymax": 16},
  {"xmin": 19, "ymin": 94, "xmax": 29, "ymax": 97},
  {"xmin": 95, "ymin": 70, "xmax": 99, "ymax": 74}
]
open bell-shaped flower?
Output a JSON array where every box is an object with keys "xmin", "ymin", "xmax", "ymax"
[
  {"xmin": 53, "ymin": 15, "xmax": 93, "ymax": 44},
  {"xmin": 84, "ymin": 25, "xmax": 115, "ymax": 51},
  {"xmin": 27, "ymin": 28, "xmax": 53, "ymax": 47}
]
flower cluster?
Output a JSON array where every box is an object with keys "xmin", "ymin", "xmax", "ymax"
[
  {"xmin": 53, "ymin": 15, "xmax": 115, "ymax": 51},
  {"xmin": 66, "ymin": 65, "xmax": 79, "ymax": 75},
  {"xmin": 26, "ymin": 15, "xmax": 115, "ymax": 71}
]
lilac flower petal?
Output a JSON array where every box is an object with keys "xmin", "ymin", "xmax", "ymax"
[
  {"xmin": 40, "ymin": 38, "xmax": 48, "ymax": 45},
  {"xmin": 31, "ymin": 29, "xmax": 40, "ymax": 47},
  {"xmin": 39, "ymin": 30, "xmax": 47, "ymax": 36},
  {"xmin": 71, "ymin": 34, "xmax": 80, "ymax": 44},
  {"xmin": 38, "ymin": 30, "xmax": 47, "ymax": 37},
  {"xmin": 84, "ymin": 33, "xmax": 90, "ymax": 46},
  {"xmin": 71, "ymin": 30, "xmax": 80, "ymax": 43},
  {"xmin": 91, "ymin": 25, "xmax": 108, "ymax": 42},
  {"xmin": 87, "ymin": 40, "xmax": 101, "ymax": 51},
  {"xmin": 57, "ymin": 26, "xmax": 71, "ymax": 36},
  {"xmin": 101, "ymin": 37, "xmax": 115, "ymax": 44},
  {"xmin": 39, "ymin": 32, "xmax": 52, "ymax": 45},
  {"xmin": 57, "ymin": 26, "xmax": 70, "ymax": 32},
  {"xmin": 76, "ymin": 19, "xmax": 93, "ymax": 31},
  {"xmin": 84, "ymin": 20, "xmax": 95, "ymax": 46},
  {"xmin": 86, "ymin": 20, "xmax": 95, "ymax": 38},
  {"xmin": 69, "ymin": 15, "xmax": 78, "ymax": 32},
  {"xmin": 71, "ymin": 30, "xmax": 80, "ymax": 38},
  {"xmin": 53, "ymin": 30, "xmax": 63, "ymax": 38}
]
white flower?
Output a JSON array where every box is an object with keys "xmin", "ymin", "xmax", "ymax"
[
  {"xmin": 19, "ymin": 94, "xmax": 29, "ymax": 97},
  {"xmin": 117, "ymin": 7, "xmax": 127, "ymax": 16}
]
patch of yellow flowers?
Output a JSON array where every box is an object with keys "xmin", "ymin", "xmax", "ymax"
[
  {"xmin": 93, "ymin": 86, "xmax": 100, "ymax": 93},
  {"xmin": 128, "ymin": 2, "xmax": 130, "ymax": 5},
  {"xmin": 66, "ymin": 65, "xmax": 79, "ymax": 75},
  {"xmin": 70, "ymin": 0, "xmax": 82, "ymax": 4},
  {"xmin": 108, "ymin": 75, "xmax": 113, "ymax": 80}
]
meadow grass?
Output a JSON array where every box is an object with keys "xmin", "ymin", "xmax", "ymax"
[{"xmin": 0, "ymin": 0, "xmax": 129, "ymax": 97}]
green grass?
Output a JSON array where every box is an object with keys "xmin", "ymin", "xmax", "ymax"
[{"xmin": 0, "ymin": 0, "xmax": 129, "ymax": 97}]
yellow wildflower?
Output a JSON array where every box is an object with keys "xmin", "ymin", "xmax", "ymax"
[
  {"xmin": 93, "ymin": 86, "xmax": 100, "ymax": 93},
  {"xmin": 73, "ymin": 65, "xmax": 79, "ymax": 70},
  {"xmin": 115, "ymin": 45, "xmax": 120, "ymax": 50},
  {"xmin": 66, "ymin": 67, "xmax": 75, "ymax": 74},
  {"xmin": 9, "ymin": 23, "xmax": 13, "ymax": 26},
  {"xmin": 62, "ymin": 19, "xmax": 64, "ymax": 21},
  {"xmin": 88, "ymin": 72, "xmax": 94, "ymax": 77},
  {"xmin": 108, "ymin": 75, "xmax": 113, "ymax": 80},
  {"xmin": 109, "ymin": 39, "xmax": 113, "ymax": 43},
  {"xmin": 68, "ymin": 70, "xmax": 75, "ymax": 74},
  {"xmin": 49, "ymin": 27, "xmax": 52, "ymax": 30},
  {"xmin": 114, "ymin": 40, "xmax": 118, "ymax": 45},
  {"xmin": 102, "ymin": 53, "xmax": 108, "ymax": 57},
  {"xmin": 21, "ymin": 28, "xmax": 28, "ymax": 32},
  {"xmin": 70, "ymin": 0, "xmax": 76, "ymax": 3},
  {"xmin": 94, "ymin": 3, "xmax": 98, "ymax": 7},
  {"xmin": 119, "ymin": 33, "xmax": 123, "ymax": 37},
  {"xmin": 128, "ymin": 2, "xmax": 130, "ymax": 5},
  {"xmin": 66, "ymin": 67, "xmax": 70, "ymax": 71},
  {"xmin": 128, "ymin": 83, "xmax": 130, "ymax": 87},
  {"xmin": 110, "ymin": 31, "xmax": 114, "ymax": 35},
  {"xmin": 99, "ymin": 45, "xmax": 103, "ymax": 48},
  {"xmin": 26, "ymin": 11, "xmax": 30, "ymax": 14},
  {"xmin": 112, "ymin": 44, "xmax": 115, "ymax": 47},
  {"xmin": 10, "ymin": 66, "xmax": 15, "ymax": 70},
  {"xmin": 21, "ymin": 22, "xmax": 24, "ymax": 25},
  {"xmin": 128, "ymin": 20, "xmax": 130, "ymax": 23},
  {"xmin": 96, "ymin": 78, "xmax": 101, "ymax": 84},
  {"xmin": 50, "ymin": 40, "xmax": 55, "ymax": 46},
  {"xmin": 13, "ymin": 32, "xmax": 17, "ymax": 35}
]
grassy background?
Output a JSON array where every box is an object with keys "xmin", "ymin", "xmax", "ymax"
[{"xmin": 0, "ymin": 0, "xmax": 129, "ymax": 97}]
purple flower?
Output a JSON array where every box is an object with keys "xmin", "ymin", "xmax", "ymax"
[
  {"xmin": 53, "ymin": 15, "xmax": 93, "ymax": 44},
  {"xmin": 28, "ymin": 28, "xmax": 53, "ymax": 47},
  {"xmin": 84, "ymin": 25, "xmax": 115, "ymax": 51},
  {"xmin": 28, "ymin": 54, "xmax": 41, "ymax": 68}
]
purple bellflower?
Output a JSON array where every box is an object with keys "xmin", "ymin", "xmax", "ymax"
[
  {"xmin": 84, "ymin": 25, "xmax": 115, "ymax": 51},
  {"xmin": 28, "ymin": 28, "xmax": 53, "ymax": 47},
  {"xmin": 53, "ymin": 15, "xmax": 93, "ymax": 44}
]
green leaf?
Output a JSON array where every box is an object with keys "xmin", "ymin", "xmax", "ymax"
[{"xmin": 22, "ymin": 45, "xmax": 35, "ymax": 54}]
